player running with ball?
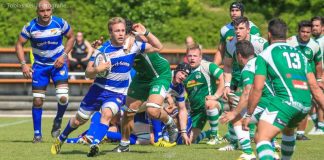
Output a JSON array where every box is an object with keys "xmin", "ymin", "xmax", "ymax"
[{"xmin": 51, "ymin": 17, "xmax": 165, "ymax": 157}]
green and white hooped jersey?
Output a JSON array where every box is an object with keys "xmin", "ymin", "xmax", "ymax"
[
  {"xmin": 133, "ymin": 52, "xmax": 171, "ymax": 80},
  {"xmin": 287, "ymin": 35, "xmax": 322, "ymax": 65},
  {"xmin": 225, "ymin": 34, "xmax": 269, "ymax": 87},
  {"xmin": 183, "ymin": 60, "xmax": 223, "ymax": 111},
  {"xmin": 255, "ymin": 42, "xmax": 313, "ymax": 110},
  {"xmin": 220, "ymin": 21, "xmax": 261, "ymax": 44},
  {"xmin": 240, "ymin": 57, "xmax": 274, "ymax": 97}
]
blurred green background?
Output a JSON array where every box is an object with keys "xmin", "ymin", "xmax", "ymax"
[{"xmin": 1, "ymin": 0, "xmax": 323, "ymax": 48}]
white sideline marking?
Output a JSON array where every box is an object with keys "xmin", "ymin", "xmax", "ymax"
[
  {"xmin": 0, "ymin": 114, "xmax": 75, "ymax": 118},
  {"xmin": 0, "ymin": 119, "xmax": 31, "ymax": 128}
]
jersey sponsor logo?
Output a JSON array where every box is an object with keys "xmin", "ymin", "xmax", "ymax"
[
  {"xmin": 226, "ymin": 36, "xmax": 234, "ymax": 42},
  {"xmin": 152, "ymin": 86, "xmax": 160, "ymax": 92},
  {"xmin": 286, "ymin": 74, "xmax": 307, "ymax": 81},
  {"xmin": 36, "ymin": 41, "xmax": 59, "ymax": 47},
  {"xmin": 292, "ymin": 80, "xmax": 308, "ymax": 90},
  {"xmin": 186, "ymin": 80, "xmax": 203, "ymax": 88},
  {"xmin": 112, "ymin": 61, "xmax": 130, "ymax": 67},
  {"xmin": 33, "ymin": 31, "xmax": 43, "ymax": 37},
  {"xmin": 286, "ymin": 74, "xmax": 291, "ymax": 78},
  {"xmin": 275, "ymin": 118, "xmax": 287, "ymax": 126}
]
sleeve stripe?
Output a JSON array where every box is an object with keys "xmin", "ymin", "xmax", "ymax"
[{"xmin": 213, "ymin": 68, "xmax": 220, "ymax": 76}]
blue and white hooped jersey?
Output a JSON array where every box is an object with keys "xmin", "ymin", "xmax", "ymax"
[
  {"xmin": 168, "ymin": 82, "xmax": 185, "ymax": 103},
  {"xmin": 90, "ymin": 40, "xmax": 146, "ymax": 95},
  {"xmin": 20, "ymin": 16, "xmax": 70, "ymax": 65}
]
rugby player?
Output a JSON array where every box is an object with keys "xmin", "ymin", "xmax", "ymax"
[{"xmin": 15, "ymin": 0, "xmax": 74, "ymax": 142}]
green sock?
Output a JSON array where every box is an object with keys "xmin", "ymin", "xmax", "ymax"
[
  {"xmin": 256, "ymin": 141, "xmax": 274, "ymax": 160},
  {"xmin": 206, "ymin": 108, "xmax": 220, "ymax": 137},
  {"xmin": 281, "ymin": 134, "xmax": 296, "ymax": 160},
  {"xmin": 234, "ymin": 125, "xmax": 252, "ymax": 154},
  {"xmin": 228, "ymin": 123, "xmax": 238, "ymax": 147},
  {"xmin": 318, "ymin": 121, "xmax": 324, "ymax": 131},
  {"xmin": 249, "ymin": 123, "xmax": 256, "ymax": 139}
]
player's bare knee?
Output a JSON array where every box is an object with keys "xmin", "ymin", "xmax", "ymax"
[
  {"xmin": 33, "ymin": 97, "xmax": 43, "ymax": 107},
  {"xmin": 32, "ymin": 92, "xmax": 45, "ymax": 107},
  {"xmin": 56, "ymin": 87, "xmax": 69, "ymax": 105},
  {"xmin": 147, "ymin": 108, "xmax": 161, "ymax": 119},
  {"xmin": 146, "ymin": 103, "xmax": 162, "ymax": 119},
  {"xmin": 76, "ymin": 107, "xmax": 92, "ymax": 125}
]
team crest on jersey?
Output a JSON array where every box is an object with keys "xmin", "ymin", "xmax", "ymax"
[
  {"xmin": 304, "ymin": 48, "xmax": 311, "ymax": 55},
  {"xmin": 195, "ymin": 73, "xmax": 201, "ymax": 79},
  {"xmin": 51, "ymin": 29, "xmax": 58, "ymax": 35},
  {"xmin": 60, "ymin": 70, "xmax": 66, "ymax": 76},
  {"xmin": 186, "ymin": 80, "xmax": 203, "ymax": 88}
]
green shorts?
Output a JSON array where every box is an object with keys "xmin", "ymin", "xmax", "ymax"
[
  {"xmin": 127, "ymin": 75, "xmax": 171, "ymax": 101},
  {"xmin": 251, "ymin": 97, "xmax": 271, "ymax": 123},
  {"xmin": 190, "ymin": 101, "xmax": 224, "ymax": 130},
  {"xmin": 258, "ymin": 97, "xmax": 311, "ymax": 130}
]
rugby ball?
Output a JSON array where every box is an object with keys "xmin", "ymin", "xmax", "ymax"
[{"xmin": 94, "ymin": 52, "xmax": 111, "ymax": 77}]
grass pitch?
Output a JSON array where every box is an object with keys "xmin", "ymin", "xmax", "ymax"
[{"xmin": 0, "ymin": 117, "xmax": 323, "ymax": 160}]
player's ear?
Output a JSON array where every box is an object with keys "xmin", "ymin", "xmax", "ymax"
[{"xmin": 267, "ymin": 32, "xmax": 272, "ymax": 41}]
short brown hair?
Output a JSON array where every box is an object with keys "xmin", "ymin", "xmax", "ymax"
[
  {"xmin": 236, "ymin": 40, "xmax": 254, "ymax": 58},
  {"xmin": 108, "ymin": 17, "xmax": 125, "ymax": 32},
  {"xmin": 233, "ymin": 16, "xmax": 249, "ymax": 28}
]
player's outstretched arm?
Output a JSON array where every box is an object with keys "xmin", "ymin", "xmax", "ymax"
[
  {"xmin": 243, "ymin": 75, "xmax": 265, "ymax": 130},
  {"xmin": 15, "ymin": 36, "xmax": 33, "ymax": 79},
  {"xmin": 307, "ymin": 72, "xmax": 324, "ymax": 111},
  {"xmin": 178, "ymin": 101, "xmax": 190, "ymax": 145},
  {"xmin": 223, "ymin": 57, "xmax": 233, "ymax": 100},
  {"xmin": 85, "ymin": 61, "xmax": 110, "ymax": 79},
  {"xmin": 132, "ymin": 23, "xmax": 163, "ymax": 53},
  {"xmin": 221, "ymin": 84, "xmax": 252, "ymax": 124},
  {"xmin": 214, "ymin": 42, "xmax": 225, "ymax": 65}
]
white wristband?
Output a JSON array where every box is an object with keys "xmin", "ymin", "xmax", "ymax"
[{"xmin": 225, "ymin": 82, "xmax": 231, "ymax": 87}]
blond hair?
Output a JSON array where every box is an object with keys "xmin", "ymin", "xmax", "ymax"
[
  {"xmin": 186, "ymin": 43, "xmax": 202, "ymax": 55},
  {"xmin": 108, "ymin": 17, "xmax": 126, "ymax": 32}
]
